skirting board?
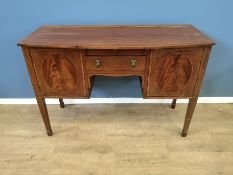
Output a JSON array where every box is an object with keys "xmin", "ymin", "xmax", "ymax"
[{"xmin": 0, "ymin": 97, "xmax": 232, "ymax": 104}]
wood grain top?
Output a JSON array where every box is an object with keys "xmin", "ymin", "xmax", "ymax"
[{"xmin": 18, "ymin": 25, "xmax": 215, "ymax": 49}]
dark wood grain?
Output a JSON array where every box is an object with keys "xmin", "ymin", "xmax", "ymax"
[
  {"xmin": 29, "ymin": 48, "xmax": 87, "ymax": 98},
  {"xmin": 42, "ymin": 53, "xmax": 77, "ymax": 92},
  {"xmin": 86, "ymin": 56, "xmax": 146, "ymax": 72},
  {"xmin": 85, "ymin": 49, "xmax": 147, "ymax": 56},
  {"xmin": 192, "ymin": 47, "xmax": 212, "ymax": 96},
  {"xmin": 182, "ymin": 98, "xmax": 198, "ymax": 137},
  {"xmin": 17, "ymin": 25, "xmax": 214, "ymax": 49},
  {"xmin": 18, "ymin": 25, "xmax": 214, "ymax": 137},
  {"xmin": 36, "ymin": 97, "xmax": 53, "ymax": 136},
  {"xmin": 147, "ymin": 48, "xmax": 204, "ymax": 97},
  {"xmin": 21, "ymin": 47, "xmax": 52, "ymax": 136},
  {"xmin": 155, "ymin": 53, "xmax": 192, "ymax": 92}
]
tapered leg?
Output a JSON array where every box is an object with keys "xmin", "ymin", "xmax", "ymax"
[
  {"xmin": 59, "ymin": 98, "xmax": 65, "ymax": 108},
  {"xmin": 182, "ymin": 98, "xmax": 198, "ymax": 137},
  {"xmin": 171, "ymin": 99, "xmax": 177, "ymax": 109},
  {"xmin": 36, "ymin": 97, "xmax": 53, "ymax": 136}
]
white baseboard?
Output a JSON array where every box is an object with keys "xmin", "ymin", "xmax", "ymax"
[{"xmin": 0, "ymin": 97, "xmax": 232, "ymax": 104}]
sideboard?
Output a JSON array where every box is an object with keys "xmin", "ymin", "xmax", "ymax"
[{"xmin": 18, "ymin": 25, "xmax": 215, "ymax": 136}]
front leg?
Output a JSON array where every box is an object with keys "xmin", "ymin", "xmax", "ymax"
[
  {"xmin": 182, "ymin": 97, "xmax": 198, "ymax": 137},
  {"xmin": 36, "ymin": 97, "xmax": 53, "ymax": 136}
]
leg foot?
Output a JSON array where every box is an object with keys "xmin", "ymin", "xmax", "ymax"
[
  {"xmin": 59, "ymin": 98, "xmax": 65, "ymax": 108},
  {"xmin": 181, "ymin": 131, "xmax": 187, "ymax": 137},
  {"xmin": 47, "ymin": 130, "xmax": 53, "ymax": 136},
  {"xmin": 181, "ymin": 98, "xmax": 198, "ymax": 137},
  {"xmin": 171, "ymin": 99, "xmax": 177, "ymax": 109}
]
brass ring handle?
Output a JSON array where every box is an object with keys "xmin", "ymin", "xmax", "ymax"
[
  {"xmin": 96, "ymin": 59, "xmax": 102, "ymax": 70},
  {"xmin": 130, "ymin": 59, "xmax": 137, "ymax": 70}
]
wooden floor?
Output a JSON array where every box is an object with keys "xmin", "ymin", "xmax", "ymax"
[{"xmin": 0, "ymin": 103, "xmax": 233, "ymax": 175}]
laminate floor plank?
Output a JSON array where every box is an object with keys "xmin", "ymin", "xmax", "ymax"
[{"xmin": 0, "ymin": 104, "xmax": 232, "ymax": 175}]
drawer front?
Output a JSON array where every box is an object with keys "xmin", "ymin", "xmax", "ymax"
[
  {"xmin": 30, "ymin": 48, "xmax": 86, "ymax": 97},
  {"xmin": 86, "ymin": 49, "xmax": 147, "ymax": 56},
  {"xmin": 147, "ymin": 48, "xmax": 204, "ymax": 97},
  {"xmin": 85, "ymin": 56, "xmax": 146, "ymax": 72}
]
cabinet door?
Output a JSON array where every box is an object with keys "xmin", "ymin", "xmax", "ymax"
[
  {"xmin": 30, "ymin": 48, "xmax": 86, "ymax": 97},
  {"xmin": 147, "ymin": 48, "xmax": 204, "ymax": 97}
]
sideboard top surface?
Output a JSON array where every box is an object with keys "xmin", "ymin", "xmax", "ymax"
[{"xmin": 18, "ymin": 25, "xmax": 214, "ymax": 49}]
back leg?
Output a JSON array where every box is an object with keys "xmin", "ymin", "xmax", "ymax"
[
  {"xmin": 171, "ymin": 99, "xmax": 177, "ymax": 109},
  {"xmin": 59, "ymin": 98, "xmax": 65, "ymax": 108}
]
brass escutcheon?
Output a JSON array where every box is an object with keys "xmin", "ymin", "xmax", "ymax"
[
  {"xmin": 130, "ymin": 59, "xmax": 137, "ymax": 70},
  {"xmin": 95, "ymin": 59, "xmax": 102, "ymax": 70}
]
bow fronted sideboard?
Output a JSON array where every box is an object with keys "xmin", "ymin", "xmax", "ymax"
[{"xmin": 18, "ymin": 25, "xmax": 215, "ymax": 136}]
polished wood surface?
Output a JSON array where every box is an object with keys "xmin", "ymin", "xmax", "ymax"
[
  {"xmin": 18, "ymin": 25, "xmax": 214, "ymax": 136},
  {"xmin": 85, "ymin": 49, "xmax": 147, "ymax": 56},
  {"xmin": 182, "ymin": 98, "xmax": 198, "ymax": 137},
  {"xmin": 30, "ymin": 48, "xmax": 87, "ymax": 97},
  {"xmin": 1, "ymin": 104, "xmax": 233, "ymax": 174},
  {"xmin": 86, "ymin": 56, "xmax": 147, "ymax": 72},
  {"xmin": 148, "ymin": 48, "xmax": 204, "ymax": 97},
  {"xmin": 17, "ymin": 25, "xmax": 214, "ymax": 49}
]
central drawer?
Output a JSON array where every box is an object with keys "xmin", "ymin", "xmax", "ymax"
[{"xmin": 85, "ymin": 55, "xmax": 147, "ymax": 72}]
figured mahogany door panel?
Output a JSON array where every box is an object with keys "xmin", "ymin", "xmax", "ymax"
[
  {"xmin": 29, "ymin": 48, "xmax": 86, "ymax": 97},
  {"xmin": 85, "ymin": 56, "xmax": 146, "ymax": 73},
  {"xmin": 147, "ymin": 48, "xmax": 204, "ymax": 97}
]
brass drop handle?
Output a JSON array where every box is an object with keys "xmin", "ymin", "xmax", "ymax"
[
  {"xmin": 130, "ymin": 59, "xmax": 137, "ymax": 70},
  {"xmin": 96, "ymin": 59, "xmax": 102, "ymax": 70}
]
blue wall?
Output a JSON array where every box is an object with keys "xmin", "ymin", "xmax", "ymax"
[{"xmin": 0, "ymin": 0, "xmax": 232, "ymax": 97}]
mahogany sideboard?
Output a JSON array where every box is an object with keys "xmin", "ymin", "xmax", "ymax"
[{"xmin": 18, "ymin": 25, "xmax": 215, "ymax": 137}]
